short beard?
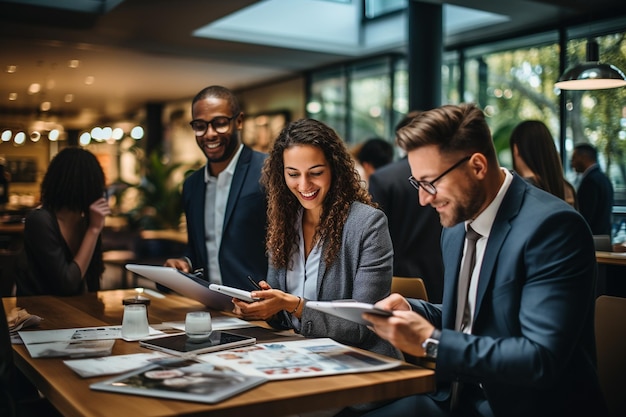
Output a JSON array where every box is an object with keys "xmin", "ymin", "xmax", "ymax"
[
  {"xmin": 440, "ymin": 181, "xmax": 485, "ymax": 227},
  {"xmin": 206, "ymin": 132, "xmax": 239, "ymax": 163}
]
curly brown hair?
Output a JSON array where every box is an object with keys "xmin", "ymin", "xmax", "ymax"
[{"xmin": 261, "ymin": 118, "xmax": 373, "ymax": 269}]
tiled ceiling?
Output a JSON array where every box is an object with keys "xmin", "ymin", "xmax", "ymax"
[{"xmin": 1, "ymin": 0, "xmax": 625, "ymax": 132}]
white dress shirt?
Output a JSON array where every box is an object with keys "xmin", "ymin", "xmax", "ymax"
[
  {"xmin": 204, "ymin": 144, "xmax": 244, "ymax": 285},
  {"xmin": 462, "ymin": 168, "xmax": 513, "ymax": 333}
]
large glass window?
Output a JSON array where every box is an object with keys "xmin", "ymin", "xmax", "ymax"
[
  {"xmin": 461, "ymin": 36, "xmax": 561, "ymax": 168},
  {"xmin": 307, "ymin": 55, "xmax": 405, "ymax": 145},
  {"xmin": 307, "ymin": 68, "xmax": 348, "ymax": 140},
  {"xmin": 561, "ymin": 30, "xmax": 626, "ymax": 235},
  {"xmin": 307, "ymin": 18, "xmax": 626, "ymax": 238},
  {"xmin": 349, "ymin": 59, "xmax": 392, "ymax": 144}
]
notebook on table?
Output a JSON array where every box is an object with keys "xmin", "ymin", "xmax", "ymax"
[{"xmin": 125, "ymin": 264, "xmax": 233, "ymax": 310}]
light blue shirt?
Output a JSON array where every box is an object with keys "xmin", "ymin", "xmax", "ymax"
[{"xmin": 286, "ymin": 209, "xmax": 322, "ymax": 329}]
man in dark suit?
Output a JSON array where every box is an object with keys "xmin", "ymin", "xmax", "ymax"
[
  {"xmin": 571, "ymin": 143, "xmax": 614, "ymax": 236},
  {"xmin": 165, "ymin": 85, "xmax": 268, "ymax": 291},
  {"xmin": 364, "ymin": 104, "xmax": 607, "ymax": 417}
]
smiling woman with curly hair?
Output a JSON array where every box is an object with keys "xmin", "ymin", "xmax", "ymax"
[{"xmin": 233, "ymin": 118, "xmax": 401, "ymax": 365}]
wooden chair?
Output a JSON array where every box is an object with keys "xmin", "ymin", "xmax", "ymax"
[
  {"xmin": 595, "ymin": 295, "xmax": 626, "ymax": 417},
  {"xmin": 391, "ymin": 276, "xmax": 428, "ymax": 301}
]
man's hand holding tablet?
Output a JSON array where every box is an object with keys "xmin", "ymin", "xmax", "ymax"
[{"xmin": 306, "ymin": 300, "xmax": 393, "ymax": 326}]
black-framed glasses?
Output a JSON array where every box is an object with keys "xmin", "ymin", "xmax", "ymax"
[
  {"xmin": 408, "ymin": 156, "xmax": 471, "ymax": 195},
  {"xmin": 189, "ymin": 116, "xmax": 235, "ymax": 136}
]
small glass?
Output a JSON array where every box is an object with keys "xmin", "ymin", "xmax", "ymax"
[
  {"xmin": 121, "ymin": 304, "xmax": 149, "ymax": 340},
  {"xmin": 185, "ymin": 311, "xmax": 212, "ymax": 341}
]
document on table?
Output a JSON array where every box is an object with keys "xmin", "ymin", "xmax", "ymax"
[
  {"xmin": 18, "ymin": 326, "xmax": 164, "ymax": 358},
  {"xmin": 197, "ymin": 338, "xmax": 402, "ymax": 380},
  {"xmin": 64, "ymin": 352, "xmax": 170, "ymax": 377}
]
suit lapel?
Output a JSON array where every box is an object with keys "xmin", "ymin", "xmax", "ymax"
[
  {"xmin": 473, "ymin": 174, "xmax": 525, "ymax": 322},
  {"xmin": 188, "ymin": 171, "xmax": 208, "ymax": 267},
  {"xmin": 223, "ymin": 146, "xmax": 251, "ymax": 230}
]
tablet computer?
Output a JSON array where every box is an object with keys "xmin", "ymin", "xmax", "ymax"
[
  {"xmin": 306, "ymin": 301, "xmax": 393, "ymax": 326},
  {"xmin": 208, "ymin": 284, "xmax": 261, "ymax": 303},
  {"xmin": 125, "ymin": 264, "xmax": 233, "ymax": 310},
  {"xmin": 139, "ymin": 331, "xmax": 256, "ymax": 356}
]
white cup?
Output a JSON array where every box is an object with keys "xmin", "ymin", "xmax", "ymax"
[
  {"xmin": 185, "ymin": 311, "xmax": 212, "ymax": 340},
  {"xmin": 121, "ymin": 304, "xmax": 149, "ymax": 339}
]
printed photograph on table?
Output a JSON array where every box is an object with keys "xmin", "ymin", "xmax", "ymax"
[{"xmin": 90, "ymin": 359, "xmax": 267, "ymax": 404}]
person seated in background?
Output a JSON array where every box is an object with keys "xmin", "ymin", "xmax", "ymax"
[
  {"xmin": 571, "ymin": 143, "xmax": 614, "ymax": 236},
  {"xmin": 509, "ymin": 120, "xmax": 577, "ymax": 208},
  {"xmin": 233, "ymin": 118, "xmax": 402, "ymax": 361},
  {"xmin": 356, "ymin": 137, "xmax": 394, "ymax": 183},
  {"xmin": 368, "ymin": 111, "xmax": 444, "ymax": 303},
  {"xmin": 362, "ymin": 104, "xmax": 606, "ymax": 417},
  {"xmin": 0, "ymin": 303, "xmax": 15, "ymax": 417},
  {"xmin": 164, "ymin": 85, "xmax": 268, "ymax": 291},
  {"xmin": 16, "ymin": 148, "xmax": 110, "ymax": 296}
]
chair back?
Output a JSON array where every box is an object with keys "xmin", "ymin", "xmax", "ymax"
[
  {"xmin": 595, "ymin": 295, "xmax": 626, "ymax": 417},
  {"xmin": 391, "ymin": 276, "xmax": 428, "ymax": 301},
  {"xmin": 593, "ymin": 235, "xmax": 612, "ymax": 252}
]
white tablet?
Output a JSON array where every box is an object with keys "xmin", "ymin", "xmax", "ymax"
[
  {"xmin": 125, "ymin": 264, "xmax": 233, "ymax": 310},
  {"xmin": 306, "ymin": 301, "xmax": 393, "ymax": 326},
  {"xmin": 208, "ymin": 284, "xmax": 261, "ymax": 303}
]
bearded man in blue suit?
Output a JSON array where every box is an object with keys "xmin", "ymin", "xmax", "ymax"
[
  {"xmin": 165, "ymin": 86, "xmax": 268, "ymax": 293},
  {"xmin": 364, "ymin": 104, "xmax": 607, "ymax": 417}
]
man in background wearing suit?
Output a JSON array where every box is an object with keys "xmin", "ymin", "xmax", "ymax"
[
  {"xmin": 165, "ymin": 85, "xmax": 268, "ymax": 291},
  {"xmin": 571, "ymin": 143, "xmax": 614, "ymax": 236},
  {"xmin": 364, "ymin": 104, "xmax": 606, "ymax": 417},
  {"xmin": 368, "ymin": 111, "xmax": 444, "ymax": 302}
]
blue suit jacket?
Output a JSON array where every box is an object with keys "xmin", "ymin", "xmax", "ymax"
[
  {"xmin": 182, "ymin": 146, "xmax": 268, "ymax": 291},
  {"xmin": 411, "ymin": 173, "xmax": 607, "ymax": 417}
]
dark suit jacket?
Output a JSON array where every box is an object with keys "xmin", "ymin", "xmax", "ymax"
[
  {"xmin": 182, "ymin": 146, "xmax": 268, "ymax": 291},
  {"xmin": 411, "ymin": 174, "xmax": 607, "ymax": 417},
  {"xmin": 577, "ymin": 165, "xmax": 614, "ymax": 235},
  {"xmin": 368, "ymin": 158, "xmax": 444, "ymax": 303}
]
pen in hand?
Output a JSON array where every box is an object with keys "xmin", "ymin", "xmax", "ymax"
[{"xmin": 247, "ymin": 275, "xmax": 262, "ymax": 290}]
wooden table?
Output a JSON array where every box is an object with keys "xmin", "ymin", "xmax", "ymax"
[
  {"xmin": 4, "ymin": 290, "xmax": 435, "ymax": 417},
  {"xmin": 596, "ymin": 251, "xmax": 626, "ymax": 266}
]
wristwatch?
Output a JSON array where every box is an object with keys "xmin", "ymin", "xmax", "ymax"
[{"xmin": 422, "ymin": 329, "xmax": 441, "ymax": 359}]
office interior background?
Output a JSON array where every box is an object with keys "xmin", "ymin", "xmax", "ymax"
[{"xmin": 1, "ymin": 0, "xmax": 626, "ymax": 240}]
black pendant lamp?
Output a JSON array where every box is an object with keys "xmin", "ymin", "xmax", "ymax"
[{"xmin": 555, "ymin": 38, "xmax": 626, "ymax": 90}]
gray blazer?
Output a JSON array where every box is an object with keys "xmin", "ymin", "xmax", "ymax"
[{"xmin": 267, "ymin": 201, "xmax": 402, "ymax": 359}]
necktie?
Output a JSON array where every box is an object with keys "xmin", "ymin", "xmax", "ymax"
[
  {"xmin": 454, "ymin": 225, "xmax": 481, "ymax": 331},
  {"xmin": 451, "ymin": 225, "xmax": 481, "ymax": 410}
]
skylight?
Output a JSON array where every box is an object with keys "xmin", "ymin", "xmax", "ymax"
[{"xmin": 193, "ymin": 0, "xmax": 509, "ymax": 56}]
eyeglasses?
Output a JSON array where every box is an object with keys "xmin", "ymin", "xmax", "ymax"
[
  {"xmin": 408, "ymin": 156, "xmax": 471, "ymax": 195},
  {"xmin": 189, "ymin": 116, "xmax": 235, "ymax": 136}
]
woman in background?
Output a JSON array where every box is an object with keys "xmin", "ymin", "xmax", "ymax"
[
  {"xmin": 16, "ymin": 147, "xmax": 110, "ymax": 296},
  {"xmin": 509, "ymin": 120, "xmax": 578, "ymax": 209},
  {"xmin": 233, "ymin": 118, "xmax": 401, "ymax": 361}
]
